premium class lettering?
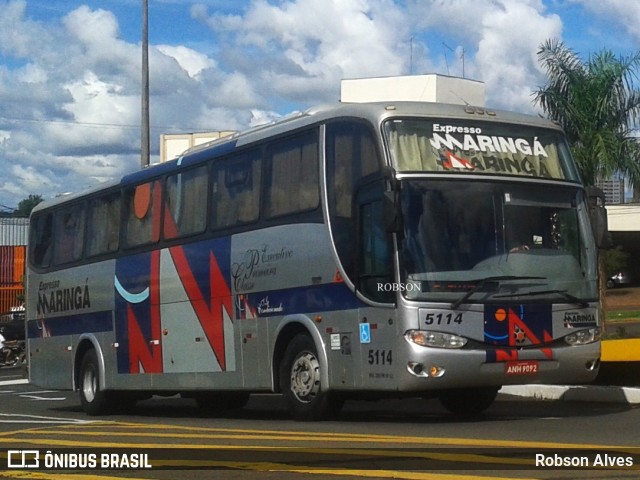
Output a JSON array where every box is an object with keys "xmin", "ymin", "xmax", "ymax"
[
  {"xmin": 232, "ymin": 245, "xmax": 293, "ymax": 291},
  {"xmin": 37, "ymin": 283, "xmax": 91, "ymax": 314}
]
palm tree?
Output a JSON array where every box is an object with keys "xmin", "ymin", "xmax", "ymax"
[{"xmin": 534, "ymin": 39, "xmax": 640, "ymax": 188}]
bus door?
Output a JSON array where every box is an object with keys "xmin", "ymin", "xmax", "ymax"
[
  {"xmin": 236, "ymin": 291, "xmax": 269, "ymax": 388},
  {"xmin": 355, "ymin": 181, "xmax": 397, "ymax": 389}
]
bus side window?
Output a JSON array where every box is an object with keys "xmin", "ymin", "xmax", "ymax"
[
  {"xmin": 165, "ymin": 165, "xmax": 208, "ymax": 238},
  {"xmin": 124, "ymin": 181, "xmax": 160, "ymax": 248},
  {"xmin": 359, "ymin": 199, "xmax": 393, "ymax": 302},
  {"xmin": 30, "ymin": 213, "xmax": 53, "ymax": 268},
  {"xmin": 53, "ymin": 204, "xmax": 85, "ymax": 265},
  {"xmin": 87, "ymin": 193, "xmax": 121, "ymax": 257},
  {"xmin": 211, "ymin": 153, "xmax": 261, "ymax": 230},
  {"xmin": 266, "ymin": 133, "xmax": 319, "ymax": 218},
  {"xmin": 326, "ymin": 121, "xmax": 381, "ymax": 282}
]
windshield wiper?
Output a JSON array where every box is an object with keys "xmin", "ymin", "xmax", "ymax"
[
  {"xmin": 492, "ymin": 289, "xmax": 589, "ymax": 308},
  {"xmin": 451, "ymin": 275, "xmax": 546, "ymax": 310}
]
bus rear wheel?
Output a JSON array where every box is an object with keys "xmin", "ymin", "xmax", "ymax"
[
  {"xmin": 78, "ymin": 349, "xmax": 113, "ymax": 416},
  {"xmin": 438, "ymin": 386, "xmax": 500, "ymax": 417},
  {"xmin": 279, "ymin": 334, "xmax": 342, "ymax": 421}
]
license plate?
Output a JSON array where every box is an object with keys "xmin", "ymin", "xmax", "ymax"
[{"xmin": 505, "ymin": 360, "xmax": 539, "ymax": 375}]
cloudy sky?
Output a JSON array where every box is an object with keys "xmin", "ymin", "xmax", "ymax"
[{"xmin": 0, "ymin": 0, "xmax": 638, "ymax": 210}]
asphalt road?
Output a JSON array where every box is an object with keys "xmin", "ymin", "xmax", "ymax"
[{"xmin": 1, "ymin": 364, "xmax": 639, "ymax": 480}]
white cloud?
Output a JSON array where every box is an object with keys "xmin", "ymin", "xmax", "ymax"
[
  {"xmin": 407, "ymin": 0, "xmax": 561, "ymax": 111},
  {"xmin": 0, "ymin": 4, "xmax": 228, "ymax": 206},
  {"xmin": 475, "ymin": 1, "xmax": 562, "ymax": 111},
  {"xmin": 63, "ymin": 5, "xmax": 120, "ymax": 48},
  {"xmin": 249, "ymin": 109, "xmax": 282, "ymax": 127},
  {"xmin": 8, "ymin": 164, "xmax": 58, "ymax": 194},
  {"xmin": 0, "ymin": 0, "xmax": 636, "ymax": 209},
  {"xmin": 63, "ymin": 71, "xmax": 135, "ymax": 125},
  {"xmin": 0, "ymin": 0, "xmax": 51, "ymax": 58},
  {"xmin": 17, "ymin": 63, "xmax": 47, "ymax": 84},
  {"xmin": 157, "ymin": 45, "xmax": 215, "ymax": 79},
  {"xmin": 199, "ymin": 0, "xmax": 408, "ymax": 104}
]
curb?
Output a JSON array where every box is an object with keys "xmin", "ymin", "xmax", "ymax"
[{"xmin": 499, "ymin": 385, "xmax": 640, "ymax": 405}]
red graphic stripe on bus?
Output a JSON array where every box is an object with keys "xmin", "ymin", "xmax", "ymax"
[
  {"xmin": 169, "ymin": 246, "xmax": 231, "ymax": 371},
  {"xmin": 163, "ymin": 205, "xmax": 232, "ymax": 370},
  {"xmin": 492, "ymin": 308, "xmax": 554, "ymax": 362},
  {"xmin": 127, "ymin": 250, "xmax": 163, "ymax": 373},
  {"xmin": 127, "ymin": 303, "xmax": 162, "ymax": 373},
  {"xmin": 125, "ymin": 181, "xmax": 164, "ymax": 374},
  {"xmin": 506, "ymin": 308, "xmax": 553, "ymax": 359}
]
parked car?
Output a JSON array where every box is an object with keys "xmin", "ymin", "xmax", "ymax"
[{"xmin": 607, "ymin": 271, "xmax": 632, "ymax": 288}]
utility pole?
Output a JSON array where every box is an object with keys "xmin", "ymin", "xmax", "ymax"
[{"xmin": 141, "ymin": 0, "xmax": 150, "ymax": 168}]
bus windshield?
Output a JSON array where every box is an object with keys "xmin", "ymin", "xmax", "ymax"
[
  {"xmin": 398, "ymin": 180, "xmax": 598, "ymax": 304},
  {"xmin": 384, "ymin": 118, "xmax": 580, "ymax": 181}
]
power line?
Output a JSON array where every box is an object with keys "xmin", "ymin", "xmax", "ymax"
[{"xmin": 0, "ymin": 115, "xmax": 170, "ymax": 131}]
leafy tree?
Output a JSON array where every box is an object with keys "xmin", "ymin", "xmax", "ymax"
[
  {"xmin": 14, "ymin": 194, "xmax": 43, "ymax": 217},
  {"xmin": 534, "ymin": 39, "xmax": 640, "ymax": 188}
]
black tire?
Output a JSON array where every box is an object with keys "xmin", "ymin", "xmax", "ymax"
[
  {"xmin": 78, "ymin": 349, "xmax": 114, "ymax": 416},
  {"xmin": 439, "ymin": 386, "xmax": 499, "ymax": 417},
  {"xmin": 279, "ymin": 334, "xmax": 342, "ymax": 421}
]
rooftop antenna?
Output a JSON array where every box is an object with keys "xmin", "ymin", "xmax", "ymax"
[
  {"xmin": 443, "ymin": 43, "xmax": 465, "ymax": 78},
  {"xmin": 442, "ymin": 42, "xmax": 452, "ymax": 75}
]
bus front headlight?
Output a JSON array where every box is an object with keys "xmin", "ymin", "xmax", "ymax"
[
  {"xmin": 564, "ymin": 327, "xmax": 601, "ymax": 345},
  {"xmin": 405, "ymin": 330, "xmax": 467, "ymax": 349}
]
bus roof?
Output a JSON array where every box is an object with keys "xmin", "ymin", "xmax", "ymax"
[
  {"xmin": 191, "ymin": 101, "xmax": 559, "ymax": 149},
  {"xmin": 32, "ymin": 101, "xmax": 562, "ymax": 214}
]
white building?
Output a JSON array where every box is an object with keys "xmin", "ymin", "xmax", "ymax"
[
  {"xmin": 340, "ymin": 74, "xmax": 485, "ymax": 106},
  {"xmin": 160, "ymin": 131, "xmax": 235, "ymax": 163}
]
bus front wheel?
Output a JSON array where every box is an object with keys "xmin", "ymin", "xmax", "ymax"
[
  {"xmin": 78, "ymin": 349, "xmax": 113, "ymax": 416},
  {"xmin": 438, "ymin": 386, "xmax": 500, "ymax": 417},
  {"xmin": 279, "ymin": 334, "xmax": 342, "ymax": 421}
]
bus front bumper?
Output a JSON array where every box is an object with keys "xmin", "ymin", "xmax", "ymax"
[{"xmin": 398, "ymin": 342, "xmax": 600, "ymax": 391}]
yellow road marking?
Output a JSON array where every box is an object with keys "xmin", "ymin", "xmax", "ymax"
[
  {"xmin": 1, "ymin": 423, "xmax": 637, "ymax": 480},
  {"xmin": 0, "ymin": 474, "xmax": 151, "ymax": 480},
  {"xmin": 5, "ymin": 422, "xmax": 636, "ymax": 451},
  {"xmin": 0, "ymin": 465, "xmax": 541, "ymax": 480}
]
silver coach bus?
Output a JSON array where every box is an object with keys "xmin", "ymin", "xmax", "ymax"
[{"xmin": 26, "ymin": 101, "xmax": 607, "ymax": 419}]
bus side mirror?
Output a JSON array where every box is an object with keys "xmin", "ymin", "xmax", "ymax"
[{"xmin": 586, "ymin": 186, "xmax": 610, "ymax": 249}]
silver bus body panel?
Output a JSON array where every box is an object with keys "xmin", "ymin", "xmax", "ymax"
[
  {"xmin": 28, "ymin": 223, "xmax": 353, "ymax": 393},
  {"xmin": 26, "ymin": 101, "xmax": 599, "ymax": 405}
]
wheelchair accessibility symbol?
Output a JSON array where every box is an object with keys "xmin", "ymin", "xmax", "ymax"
[{"xmin": 359, "ymin": 323, "xmax": 371, "ymax": 344}]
